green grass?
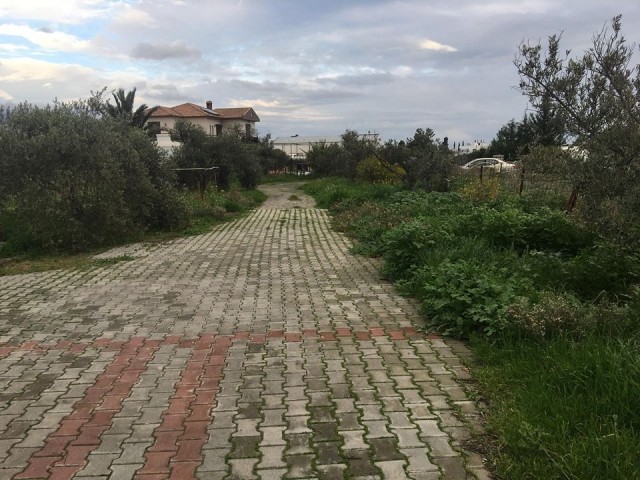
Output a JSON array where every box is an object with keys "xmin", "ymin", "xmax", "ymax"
[
  {"xmin": 0, "ymin": 187, "xmax": 266, "ymax": 276},
  {"xmin": 473, "ymin": 335, "xmax": 640, "ymax": 480},
  {"xmin": 0, "ymin": 253, "xmax": 93, "ymax": 276},
  {"xmin": 301, "ymin": 177, "xmax": 401, "ymax": 209}
]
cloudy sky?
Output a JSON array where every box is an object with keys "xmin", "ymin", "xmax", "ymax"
[{"xmin": 0, "ymin": 0, "xmax": 638, "ymax": 142}]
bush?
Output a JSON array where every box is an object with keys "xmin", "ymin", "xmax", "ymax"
[
  {"xmin": 507, "ymin": 292, "xmax": 586, "ymax": 339},
  {"xmin": 459, "ymin": 206, "xmax": 593, "ymax": 254},
  {"xmin": 564, "ymin": 244, "xmax": 640, "ymax": 300},
  {"xmin": 415, "ymin": 260, "xmax": 531, "ymax": 338},
  {"xmin": 380, "ymin": 219, "xmax": 453, "ymax": 281},
  {"xmin": 356, "ymin": 156, "xmax": 405, "ymax": 184},
  {"xmin": 333, "ymin": 202, "xmax": 409, "ymax": 256},
  {"xmin": 458, "ymin": 176, "xmax": 502, "ymax": 202},
  {"xmin": 0, "ymin": 101, "xmax": 188, "ymax": 253}
]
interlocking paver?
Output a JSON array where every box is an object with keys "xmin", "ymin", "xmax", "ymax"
[{"xmin": 0, "ymin": 182, "xmax": 490, "ymax": 479}]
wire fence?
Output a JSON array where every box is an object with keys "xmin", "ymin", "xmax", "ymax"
[{"xmin": 451, "ymin": 166, "xmax": 574, "ymax": 207}]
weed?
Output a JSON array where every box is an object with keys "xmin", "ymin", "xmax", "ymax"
[{"xmin": 89, "ymin": 255, "xmax": 135, "ymax": 268}]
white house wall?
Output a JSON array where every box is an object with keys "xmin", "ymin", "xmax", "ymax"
[
  {"xmin": 274, "ymin": 141, "xmax": 340, "ymax": 159},
  {"xmin": 151, "ymin": 116, "xmax": 222, "ymax": 135},
  {"xmin": 152, "ymin": 117, "xmax": 255, "ymax": 137}
]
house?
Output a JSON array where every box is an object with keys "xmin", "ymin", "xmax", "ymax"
[
  {"xmin": 146, "ymin": 100, "xmax": 260, "ymax": 138},
  {"xmin": 273, "ymin": 132, "xmax": 379, "ymax": 159}
]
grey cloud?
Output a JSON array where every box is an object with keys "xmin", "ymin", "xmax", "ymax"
[
  {"xmin": 100, "ymin": 0, "xmax": 640, "ymax": 141},
  {"xmin": 130, "ymin": 41, "xmax": 201, "ymax": 60},
  {"xmin": 145, "ymin": 83, "xmax": 184, "ymax": 102}
]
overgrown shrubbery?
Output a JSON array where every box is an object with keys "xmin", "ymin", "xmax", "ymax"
[
  {"xmin": 171, "ymin": 120, "xmax": 263, "ymax": 190},
  {"xmin": 0, "ymin": 97, "xmax": 267, "ymax": 258},
  {"xmin": 304, "ymin": 178, "xmax": 639, "ymax": 339},
  {"xmin": 306, "ymin": 128, "xmax": 454, "ymax": 190},
  {"xmin": 304, "ymin": 176, "xmax": 640, "ymax": 479},
  {"xmin": 0, "ymin": 101, "xmax": 188, "ymax": 254}
]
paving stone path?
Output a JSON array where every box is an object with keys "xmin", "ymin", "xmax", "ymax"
[{"xmin": 0, "ymin": 183, "xmax": 489, "ymax": 479}]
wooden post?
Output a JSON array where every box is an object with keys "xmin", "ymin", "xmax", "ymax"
[
  {"xmin": 519, "ymin": 166, "xmax": 526, "ymax": 196},
  {"xmin": 479, "ymin": 165, "xmax": 483, "ymax": 184}
]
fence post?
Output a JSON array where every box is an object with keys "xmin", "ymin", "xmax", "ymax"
[
  {"xmin": 519, "ymin": 166, "xmax": 526, "ymax": 196},
  {"xmin": 479, "ymin": 165, "xmax": 483, "ymax": 184}
]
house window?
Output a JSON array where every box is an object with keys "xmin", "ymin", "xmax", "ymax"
[
  {"xmin": 215, "ymin": 124, "xmax": 222, "ymax": 136},
  {"xmin": 209, "ymin": 125, "xmax": 214, "ymax": 136},
  {"xmin": 245, "ymin": 123, "xmax": 251, "ymax": 137},
  {"xmin": 147, "ymin": 122, "xmax": 161, "ymax": 134}
]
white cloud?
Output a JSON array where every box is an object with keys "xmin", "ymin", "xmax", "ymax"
[
  {"xmin": 0, "ymin": 57, "xmax": 95, "ymax": 82},
  {"xmin": 419, "ymin": 38, "xmax": 457, "ymax": 52},
  {"xmin": 392, "ymin": 66, "xmax": 413, "ymax": 77},
  {"xmin": 0, "ymin": 57, "xmax": 153, "ymax": 105},
  {"xmin": 113, "ymin": 5, "xmax": 155, "ymax": 27},
  {"xmin": 0, "ymin": 88, "xmax": 13, "ymax": 100},
  {"xmin": 0, "ymin": 0, "xmax": 112, "ymax": 24},
  {"xmin": 0, "ymin": 24, "xmax": 90, "ymax": 52},
  {"xmin": 0, "ymin": 42, "xmax": 28, "ymax": 52}
]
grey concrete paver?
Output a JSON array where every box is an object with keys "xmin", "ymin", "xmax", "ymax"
[{"xmin": 0, "ymin": 182, "xmax": 489, "ymax": 478}]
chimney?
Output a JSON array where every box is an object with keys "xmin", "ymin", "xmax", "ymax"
[{"xmin": 206, "ymin": 100, "xmax": 212, "ymax": 110}]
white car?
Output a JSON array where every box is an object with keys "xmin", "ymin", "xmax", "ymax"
[{"xmin": 461, "ymin": 158, "xmax": 516, "ymax": 172}]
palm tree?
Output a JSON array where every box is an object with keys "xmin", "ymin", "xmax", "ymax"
[{"xmin": 105, "ymin": 87, "xmax": 155, "ymax": 129}]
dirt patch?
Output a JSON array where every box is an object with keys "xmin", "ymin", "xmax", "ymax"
[{"xmin": 258, "ymin": 182, "xmax": 316, "ymax": 209}]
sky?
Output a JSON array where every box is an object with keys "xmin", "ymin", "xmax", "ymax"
[{"xmin": 0, "ymin": 0, "xmax": 639, "ymax": 143}]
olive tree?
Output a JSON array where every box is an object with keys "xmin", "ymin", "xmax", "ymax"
[
  {"xmin": 515, "ymin": 15, "xmax": 640, "ymax": 243},
  {"xmin": 0, "ymin": 99, "xmax": 187, "ymax": 253}
]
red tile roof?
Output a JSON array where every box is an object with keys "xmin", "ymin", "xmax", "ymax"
[
  {"xmin": 214, "ymin": 107, "xmax": 260, "ymax": 121},
  {"xmin": 149, "ymin": 103, "xmax": 259, "ymax": 122},
  {"xmin": 149, "ymin": 103, "xmax": 220, "ymax": 118}
]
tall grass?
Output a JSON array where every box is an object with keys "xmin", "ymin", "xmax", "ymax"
[{"xmin": 474, "ymin": 335, "xmax": 640, "ymax": 480}]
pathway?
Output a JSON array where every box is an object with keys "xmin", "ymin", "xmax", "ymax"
[{"xmin": 0, "ymin": 182, "xmax": 489, "ymax": 479}]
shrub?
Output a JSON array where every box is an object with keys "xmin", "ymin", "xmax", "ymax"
[
  {"xmin": 458, "ymin": 176, "xmax": 502, "ymax": 202},
  {"xmin": 416, "ymin": 260, "xmax": 530, "ymax": 338},
  {"xmin": 380, "ymin": 219, "xmax": 453, "ymax": 281},
  {"xmin": 0, "ymin": 101, "xmax": 188, "ymax": 253},
  {"xmin": 333, "ymin": 202, "xmax": 409, "ymax": 256},
  {"xmin": 507, "ymin": 292, "xmax": 586, "ymax": 339},
  {"xmin": 459, "ymin": 206, "xmax": 593, "ymax": 253},
  {"xmin": 564, "ymin": 244, "xmax": 640, "ymax": 300},
  {"xmin": 356, "ymin": 156, "xmax": 405, "ymax": 184}
]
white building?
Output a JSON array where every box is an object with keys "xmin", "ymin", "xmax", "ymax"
[
  {"xmin": 273, "ymin": 133, "xmax": 380, "ymax": 159},
  {"xmin": 455, "ymin": 140, "xmax": 489, "ymax": 154}
]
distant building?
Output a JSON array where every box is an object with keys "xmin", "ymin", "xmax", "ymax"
[
  {"xmin": 455, "ymin": 140, "xmax": 488, "ymax": 155},
  {"xmin": 146, "ymin": 100, "xmax": 260, "ymax": 139},
  {"xmin": 273, "ymin": 133, "xmax": 380, "ymax": 159}
]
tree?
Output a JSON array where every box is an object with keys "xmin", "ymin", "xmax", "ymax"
[
  {"xmin": 529, "ymin": 93, "xmax": 565, "ymax": 146},
  {"xmin": 340, "ymin": 129, "xmax": 378, "ymax": 179},
  {"xmin": 489, "ymin": 118, "xmax": 535, "ymax": 160},
  {"xmin": 105, "ymin": 87, "xmax": 154, "ymax": 129},
  {"xmin": 306, "ymin": 142, "xmax": 343, "ymax": 176},
  {"xmin": 399, "ymin": 128, "xmax": 453, "ymax": 191},
  {"xmin": 171, "ymin": 120, "xmax": 262, "ymax": 190},
  {"xmin": 0, "ymin": 98, "xmax": 187, "ymax": 252},
  {"xmin": 515, "ymin": 15, "xmax": 640, "ymax": 243}
]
